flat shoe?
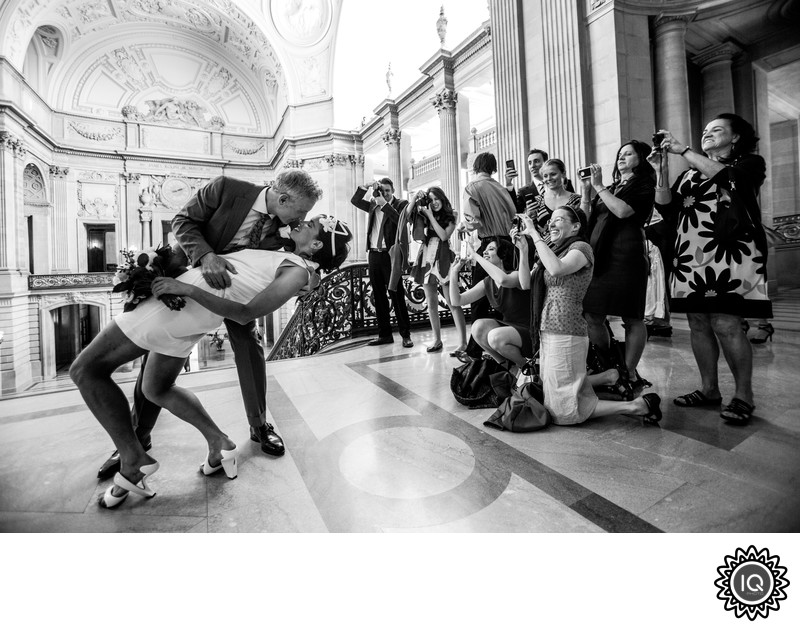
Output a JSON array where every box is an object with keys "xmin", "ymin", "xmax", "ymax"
[
  {"xmin": 720, "ymin": 398, "xmax": 755, "ymax": 425},
  {"xmin": 427, "ymin": 341, "xmax": 443, "ymax": 353},
  {"xmin": 641, "ymin": 393, "xmax": 662, "ymax": 425},
  {"xmin": 200, "ymin": 447, "xmax": 238, "ymax": 479},
  {"xmin": 673, "ymin": 390, "xmax": 722, "ymax": 407}
]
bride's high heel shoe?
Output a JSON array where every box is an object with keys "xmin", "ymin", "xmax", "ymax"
[
  {"xmin": 200, "ymin": 447, "xmax": 238, "ymax": 479},
  {"xmin": 100, "ymin": 462, "xmax": 160, "ymax": 509}
]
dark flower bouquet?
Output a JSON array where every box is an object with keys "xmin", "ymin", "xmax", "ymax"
[{"xmin": 112, "ymin": 244, "xmax": 189, "ymax": 312}]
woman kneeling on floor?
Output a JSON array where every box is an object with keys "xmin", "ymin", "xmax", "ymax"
[
  {"xmin": 516, "ymin": 207, "xmax": 661, "ymax": 425},
  {"xmin": 70, "ymin": 216, "xmax": 352, "ymax": 508},
  {"xmin": 448, "ymin": 238, "xmax": 531, "ymax": 373}
]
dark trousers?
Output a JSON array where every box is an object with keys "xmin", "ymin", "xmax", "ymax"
[
  {"xmin": 368, "ymin": 249, "xmax": 410, "ymax": 338},
  {"xmin": 131, "ymin": 318, "xmax": 267, "ymax": 441}
]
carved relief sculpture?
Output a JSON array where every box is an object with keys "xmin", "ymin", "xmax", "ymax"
[{"xmin": 121, "ymin": 98, "xmax": 225, "ymax": 130}]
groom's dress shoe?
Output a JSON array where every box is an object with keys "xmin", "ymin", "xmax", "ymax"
[
  {"xmin": 97, "ymin": 436, "xmax": 153, "ymax": 480},
  {"xmin": 367, "ymin": 336, "xmax": 393, "ymax": 346},
  {"xmin": 250, "ymin": 423, "xmax": 285, "ymax": 456}
]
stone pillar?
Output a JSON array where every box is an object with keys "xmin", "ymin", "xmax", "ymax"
[
  {"xmin": 489, "ymin": 0, "xmax": 529, "ymax": 174},
  {"xmin": 0, "ymin": 132, "xmax": 26, "ymax": 270},
  {"xmin": 654, "ymin": 14, "xmax": 694, "ymax": 176},
  {"xmin": 694, "ymin": 42, "xmax": 740, "ymax": 124},
  {"xmin": 49, "ymin": 166, "xmax": 70, "ymax": 272},
  {"xmin": 123, "ymin": 173, "xmax": 141, "ymax": 250},
  {"xmin": 382, "ymin": 128, "xmax": 402, "ymax": 195},
  {"xmin": 140, "ymin": 209, "xmax": 153, "ymax": 249},
  {"xmin": 431, "ymin": 88, "xmax": 460, "ymax": 207}
]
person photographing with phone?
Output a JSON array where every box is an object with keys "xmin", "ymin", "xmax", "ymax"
[
  {"xmin": 504, "ymin": 149, "xmax": 575, "ymax": 216},
  {"xmin": 350, "ymin": 178, "xmax": 413, "ymax": 348}
]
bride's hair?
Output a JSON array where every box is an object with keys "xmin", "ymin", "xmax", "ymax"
[{"xmin": 311, "ymin": 215, "xmax": 352, "ymax": 273}]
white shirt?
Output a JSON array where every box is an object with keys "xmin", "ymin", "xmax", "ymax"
[
  {"xmin": 369, "ymin": 199, "xmax": 388, "ymax": 250},
  {"xmin": 227, "ymin": 187, "xmax": 271, "ymax": 250}
]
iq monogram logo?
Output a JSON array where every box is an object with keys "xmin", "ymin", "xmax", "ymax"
[{"xmin": 715, "ymin": 546, "xmax": 790, "ymax": 620}]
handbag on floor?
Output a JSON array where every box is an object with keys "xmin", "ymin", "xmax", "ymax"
[
  {"xmin": 450, "ymin": 356, "xmax": 506, "ymax": 409},
  {"xmin": 484, "ymin": 356, "xmax": 551, "ymax": 433}
]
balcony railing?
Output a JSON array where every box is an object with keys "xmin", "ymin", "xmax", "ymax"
[
  {"xmin": 28, "ymin": 273, "xmax": 115, "ymax": 290},
  {"xmin": 471, "ymin": 127, "xmax": 497, "ymax": 152},
  {"xmin": 411, "ymin": 154, "xmax": 441, "ymax": 179},
  {"xmin": 267, "ymin": 262, "xmax": 475, "ymax": 361}
]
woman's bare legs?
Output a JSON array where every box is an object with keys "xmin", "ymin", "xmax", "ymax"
[
  {"xmin": 142, "ymin": 353, "xmax": 236, "ymax": 465},
  {"xmin": 621, "ymin": 317, "xmax": 647, "ymax": 375},
  {"xmin": 591, "ymin": 397, "xmax": 649, "ymax": 419},
  {"xmin": 588, "ymin": 368, "xmax": 620, "ymax": 388},
  {"xmin": 585, "ymin": 312, "xmax": 611, "ymax": 354},
  {"xmin": 686, "ymin": 312, "xmax": 722, "ymax": 400},
  {"xmin": 69, "ymin": 323, "xmax": 155, "ymax": 490},
  {"xmin": 709, "ymin": 312, "xmax": 754, "ymax": 406},
  {"xmin": 440, "ymin": 282, "xmax": 467, "ymax": 350},
  {"xmin": 423, "ymin": 283, "xmax": 442, "ymax": 344}
]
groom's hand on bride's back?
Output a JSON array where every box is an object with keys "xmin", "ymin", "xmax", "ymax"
[{"xmin": 200, "ymin": 252, "xmax": 237, "ymax": 290}]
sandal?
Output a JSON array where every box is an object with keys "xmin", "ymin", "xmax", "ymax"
[
  {"xmin": 200, "ymin": 447, "xmax": 239, "ymax": 479},
  {"xmin": 720, "ymin": 398, "xmax": 755, "ymax": 425},
  {"xmin": 100, "ymin": 462, "xmax": 159, "ymax": 509},
  {"xmin": 673, "ymin": 390, "xmax": 722, "ymax": 407},
  {"xmin": 427, "ymin": 340, "xmax": 443, "ymax": 353},
  {"xmin": 641, "ymin": 393, "xmax": 662, "ymax": 425}
]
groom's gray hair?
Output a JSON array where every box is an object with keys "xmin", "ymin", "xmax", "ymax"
[{"xmin": 274, "ymin": 169, "xmax": 323, "ymax": 202}]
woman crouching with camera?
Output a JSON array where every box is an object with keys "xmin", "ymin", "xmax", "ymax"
[
  {"xmin": 448, "ymin": 239, "xmax": 531, "ymax": 373},
  {"xmin": 517, "ymin": 208, "xmax": 661, "ymax": 426},
  {"xmin": 407, "ymin": 186, "xmax": 467, "ymax": 353}
]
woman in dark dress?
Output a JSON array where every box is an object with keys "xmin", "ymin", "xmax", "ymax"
[{"xmin": 580, "ymin": 140, "xmax": 656, "ymax": 383}]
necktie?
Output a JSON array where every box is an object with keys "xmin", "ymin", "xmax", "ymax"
[
  {"xmin": 247, "ymin": 213, "xmax": 269, "ymax": 248},
  {"xmin": 535, "ymin": 179, "xmax": 546, "ymax": 196}
]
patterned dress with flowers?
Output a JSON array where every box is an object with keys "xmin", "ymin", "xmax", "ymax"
[{"xmin": 656, "ymin": 154, "xmax": 772, "ymax": 318}]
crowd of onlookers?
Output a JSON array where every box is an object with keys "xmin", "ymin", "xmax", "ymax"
[{"xmin": 352, "ymin": 112, "xmax": 773, "ymax": 427}]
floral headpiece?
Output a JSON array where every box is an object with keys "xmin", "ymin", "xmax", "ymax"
[{"xmin": 318, "ymin": 215, "xmax": 350, "ymax": 256}]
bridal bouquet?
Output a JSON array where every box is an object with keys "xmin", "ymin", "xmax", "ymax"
[{"xmin": 113, "ymin": 244, "xmax": 188, "ymax": 312}]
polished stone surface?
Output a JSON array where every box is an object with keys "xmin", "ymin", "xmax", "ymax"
[{"xmin": 1, "ymin": 290, "xmax": 799, "ymax": 533}]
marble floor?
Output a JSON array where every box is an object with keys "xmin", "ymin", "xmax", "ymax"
[{"xmin": 1, "ymin": 294, "xmax": 799, "ymax": 533}]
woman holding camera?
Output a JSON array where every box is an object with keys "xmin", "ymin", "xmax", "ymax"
[
  {"xmin": 406, "ymin": 186, "xmax": 467, "ymax": 353},
  {"xmin": 648, "ymin": 113, "xmax": 771, "ymax": 424},
  {"xmin": 581, "ymin": 140, "xmax": 656, "ymax": 389},
  {"xmin": 448, "ymin": 239, "xmax": 531, "ymax": 372},
  {"xmin": 515, "ymin": 208, "xmax": 661, "ymax": 425},
  {"xmin": 525, "ymin": 159, "xmax": 582, "ymax": 245}
]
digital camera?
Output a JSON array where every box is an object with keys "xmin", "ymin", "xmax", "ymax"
[
  {"xmin": 372, "ymin": 182, "xmax": 383, "ymax": 198},
  {"xmin": 511, "ymin": 215, "xmax": 524, "ymax": 232},
  {"xmin": 652, "ymin": 132, "xmax": 665, "ymax": 150},
  {"xmin": 578, "ymin": 166, "xmax": 592, "ymax": 179}
]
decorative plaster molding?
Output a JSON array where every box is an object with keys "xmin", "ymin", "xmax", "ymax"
[
  {"xmin": 122, "ymin": 98, "xmax": 226, "ymax": 130},
  {"xmin": 49, "ymin": 166, "xmax": 70, "ymax": 179},
  {"xmin": 284, "ymin": 158, "xmax": 304, "ymax": 169},
  {"xmin": 352, "ymin": 155, "xmax": 366, "ymax": 167},
  {"xmin": 140, "ymin": 209, "xmax": 153, "ymax": 222},
  {"xmin": 323, "ymin": 153, "xmax": 355, "ymax": 167},
  {"xmin": 225, "ymin": 141, "xmax": 265, "ymax": 155},
  {"xmin": 692, "ymin": 41, "xmax": 743, "ymax": 68},
  {"xmin": 381, "ymin": 129, "xmax": 402, "ymax": 146},
  {"xmin": 123, "ymin": 173, "xmax": 141, "ymax": 183},
  {"xmin": 23, "ymin": 164, "xmax": 47, "ymax": 203},
  {"xmin": 77, "ymin": 181, "xmax": 119, "ymax": 218},
  {"xmin": 654, "ymin": 14, "xmax": 694, "ymax": 30},
  {"xmin": 430, "ymin": 88, "xmax": 458, "ymax": 112},
  {"xmin": 68, "ymin": 121, "xmax": 124, "ymax": 142},
  {"xmin": 78, "ymin": 171, "xmax": 118, "ymax": 182},
  {"xmin": 29, "ymin": 275, "xmax": 114, "ymax": 291},
  {"xmin": 1, "ymin": 131, "xmax": 26, "ymax": 157}
]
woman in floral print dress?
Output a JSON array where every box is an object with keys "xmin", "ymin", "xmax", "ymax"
[{"xmin": 649, "ymin": 113, "xmax": 772, "ymax": 425}]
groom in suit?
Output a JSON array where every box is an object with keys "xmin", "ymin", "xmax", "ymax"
[{"xmin": 97, "ymin": 170, "xmax": 323, "ymax": 479}]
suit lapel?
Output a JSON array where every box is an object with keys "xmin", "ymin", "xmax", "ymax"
[{"xmin": 216, "ymin": 187, "xmax": 263, "ymax": 250}]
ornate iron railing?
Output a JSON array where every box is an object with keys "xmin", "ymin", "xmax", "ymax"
[
  {"xmin": 28, "ymin": 273, "xmax": 115, "ymax": 290},
  {"xmin": 267, "ymin": 262, "xmax": 475, "ymax": 361}
]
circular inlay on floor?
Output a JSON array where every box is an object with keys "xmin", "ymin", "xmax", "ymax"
[{"xmin": 339, "ymin": 427, "xmax": 475, "ymax": 499}]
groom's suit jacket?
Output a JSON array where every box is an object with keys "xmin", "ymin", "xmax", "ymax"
[{"xmin": 172, "ymin": 176, "xmax": 290, "ymax": 266}]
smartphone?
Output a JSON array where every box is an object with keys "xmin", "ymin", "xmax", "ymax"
[
  {"xmin": 460, "ymin": 240, "xmax": 468, "ymax": 259},
  {"xmin": 506, "ymin": 159, "xmax": 515, "ymax": 170},
  {"xmin": 578, "ymin": 166, "xmax": 591, "ymax": 179}
]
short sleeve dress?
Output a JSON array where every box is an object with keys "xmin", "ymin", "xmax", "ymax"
[
  {"xmin": 115, "ymin": 249, "xmax": 316, "ymax": 357},
  {"xmin": 583, "ymin": 174, "xmax": 655, "ymax": 319},
  {"xmin": 482, "ymin": 276, "xmax": 533, "ymax": 357}
]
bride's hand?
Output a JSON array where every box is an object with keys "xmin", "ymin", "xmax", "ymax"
[{"xmin": 152, "ymin": 277, "xmax": 192, "ymax": 298}]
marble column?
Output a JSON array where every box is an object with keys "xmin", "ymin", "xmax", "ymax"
[
  {"xmin": 694, "ymin": 42, "xmax": 740, "ymax": 123},
  {"xmin": 488, "ymin": 0, "xmax": 529, "ymax": 174},
  {"xmin": 431, "ymin": 88, "xmax": 460, "ymax": 207},
  {"xmin": 382, "ymin": 128, "xmax": 402, "ymax": 194},
  {"xmin": 654, "ymin": 14, "xmax": 693, "ymax": 175},
  {"xmin": 140, "ymin": 209, "xmax": 153, "ymax": 249},
  {"xmin": 0, "ymin": 132, "xmax": 20, "ymax": 269},
  {"xmin": 49, "ymin": 166, "xmax": 70, "ymax": 272},
  {"xmin": 123, "ymin": 173, "xmax": 141, "ymax": 250}
]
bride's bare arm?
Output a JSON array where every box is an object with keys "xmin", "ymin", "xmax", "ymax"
[{"xmin": 152, "ymin": 265, "xmax": 309, "ymax": 325}]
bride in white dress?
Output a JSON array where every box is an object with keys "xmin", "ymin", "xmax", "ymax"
[{"xmin": 70, "ymin": 216, "xmax": 352, "ymax": 508}]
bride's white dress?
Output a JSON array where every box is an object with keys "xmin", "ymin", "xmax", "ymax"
[{"xmin": 115, "ymin": 249, "xmax": 316, "ymax": 358}]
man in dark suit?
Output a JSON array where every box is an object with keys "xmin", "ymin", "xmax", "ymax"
[
  {"xmin": 503, "ymin": 148, "xmax": 575, "ymax": 214},
  {"xmin": 97, "ymin": 170, "xmax": 322, "ymax": 479},
  {"xmin": 350, "ymin": 177, "xmax": 412, "ymax": 347}
]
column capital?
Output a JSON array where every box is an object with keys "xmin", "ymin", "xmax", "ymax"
[
  {"xmin": 49, "ymin": 166, "xmax": 70, "ymax": 179},
  {"xmin": 283, "ymin": 158, "xmax": 303, "ymax": 169},
  {"xmin": 692, "ymin": 41, "xmax": 742, "ymax": 69},
  {"xmin": 351, "ymin": 154, "xmax": 366, "ymax": 167},
  {"xmin": 1, "ymin": 131, "xmax": 26, "ymax": 158},
  {"xmin": 139, "ymin": 209, "xmax": 153, "ymax": 223},
  {"xmin": 323, "ymin": 153, "xmax": 354, "ymax": 167},
  {"xmin": 381, "ymin": 128, "xmax": 401, "ymax": 146},
  {"xmin": 430, "ymin": 88, "xmax": 458, "ymax": 112},
  {"xmin": 123, "ymin": 172, "xmax": 141, "ymax": 183},
  {"xmin": 654, "ymin": 13, "xmax": 694, "ymax": 33}
]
